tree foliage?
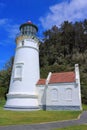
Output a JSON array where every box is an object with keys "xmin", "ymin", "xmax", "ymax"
[{"xmin": 0, "ymin": 57, "xmax": 14, "ymax": 98}]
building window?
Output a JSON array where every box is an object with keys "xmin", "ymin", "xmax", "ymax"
[
  {"xmin": 66, "ymin": 88, "xmax": 72, "ymax": 101},
  {"xmin": 51, "ymin": 89, "xmax": 58, "ymax": 101},
  {"xmin": 22, "ymin": 40, "xmax": 24, "ymax": 46},
  {"xmin": 14, "ymin": 63, "xmax": 23, "ymax": 80}
]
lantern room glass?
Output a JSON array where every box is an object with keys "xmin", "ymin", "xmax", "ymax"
[{"xmin": 20, "ymin": 25, "xmax": 37, "ymax": 36}]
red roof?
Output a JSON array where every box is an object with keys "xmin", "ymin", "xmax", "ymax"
[
  {"xmin": 36, "ymin": 79, "xmax": 46, "ymax": 85},
  {"xmin": 49, "ymin": 72, "xmax": 75, "ymax": 84},
  {"xmin": 36, "ymin": 72, "xmax": 75, "ymax": 85},
  {"xmin": 27, "ymin": 21, "xmax": 32, "ymax": 24}
]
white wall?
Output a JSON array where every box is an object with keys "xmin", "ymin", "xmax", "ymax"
[
  {"xmin": 37, "ymin": 82, "xmax": 81, "ymax": 108},
  {"xmin": 5, "ymin": 37, "xmax": 40, "ymax": 109},
  {"xmin": 36, "ymin": 85, "xmax": 46, "ymax": 106},
  {"xmin": 9, "ymin": 39, "xmax": 40, "ymax": 94},
  {"xmin": 46, "ymin": 83, "xmax": 81, "ymax": 106}
]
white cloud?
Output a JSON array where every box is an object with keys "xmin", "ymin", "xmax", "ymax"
[
  {"xmin": 0, "ymin": 18, "xmax": 19, "ymax": 43},
  {"xmin": 0, "ymin": 19, "xmax": 8, "ymax": 25},
  {"xmin": 40, "ymin": 0, "xmax": 87, "ymax": 29},
  {"xmin": 6, "ymin": 24, "xmax": 19, "ymax": 39}
]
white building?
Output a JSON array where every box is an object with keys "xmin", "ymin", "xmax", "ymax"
[
  {"xmin": 36, "ymin": 64, "xmax": 82, "ymax": 110},
  {"xmin": 4, "ymin": 21, "xmax": 82, "ymax": 111}
]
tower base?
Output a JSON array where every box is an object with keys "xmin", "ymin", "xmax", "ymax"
[
  {"xmin": 4, "ymin": 93, "xmax": 39, "ymax": 111},
  {"xmin": 4, "ymin": 106, "xmax": 40, "ymax": 111}
]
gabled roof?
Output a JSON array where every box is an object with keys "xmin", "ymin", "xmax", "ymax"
[
  {"xmin": 36, "ymin": 71, "xmax": 75, "ymax": 85},
  {"xmin": 36, "ymin": 79, "xmax": 46, "ymax": 85},
  {"xmin": 49, "ymin": 72, "xmax": 75, "ymax": 84}
]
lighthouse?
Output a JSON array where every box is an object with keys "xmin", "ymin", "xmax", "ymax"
[{"xmin": 4, "ymin": 21, "xmax": 40, "ymax": 110}]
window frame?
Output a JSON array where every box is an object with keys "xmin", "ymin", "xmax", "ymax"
[
  {"xmin": 13, "ymin": 63, "xmax": 24, "ymax": 81},
  {"xmin": 65, "ymin": 88, "xmax": 72, "ymax": 101},
  {"xmin": 51, "ymin": 88, "xmax": 58, "ymax": 102}
]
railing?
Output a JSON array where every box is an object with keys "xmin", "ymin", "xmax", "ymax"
[
  {"xmin": 16, "ymin": 32, "xmax": 39, "ymax": 38},
  {"xmin": 16, "ymin": 32, "xmax": 40, "ymax": 43}
]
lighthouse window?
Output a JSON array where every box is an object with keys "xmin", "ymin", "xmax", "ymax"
[
  {"xmin": 22, "ymin": 40, "xmax": 24, "ymax": 46},
  {"xmin": 14, "ymin": 64, "xmax": 23, "ymax": 80},
  {"xmin": 21, "ymin": 27, "xmax": 24, "ymax": 35},
  {"xmin": 26, "ymin": 26, "xmax": 29, "ymax": 30},
  {"xmin": 21, "ymin": 25, "xmax": 37, "ymax": 36},
  {"xmin": 30, "ymin": 26, "xmax": 32, "ymax": 32}
]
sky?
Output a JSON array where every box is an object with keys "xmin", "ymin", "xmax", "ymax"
[{"xmin": 0, "ymin": 0, "xmax": 87, "ymax": 70}]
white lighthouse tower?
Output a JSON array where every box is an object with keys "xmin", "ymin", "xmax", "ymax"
[{"xmin": 4, "ymin": 21, "xmax": 40, "ymax": 110}]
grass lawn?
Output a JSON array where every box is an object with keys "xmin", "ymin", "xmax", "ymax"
[
  {"xmin": 0, "ymin": 99, "xmax": 83, "ymax": 126},
  {"xmin": 82, "ymin": 104, "xmax": 87, "ymax": 111},
  {"xmin": 53, "ymin": 125, "xmax": 87, "ymax": 130}
]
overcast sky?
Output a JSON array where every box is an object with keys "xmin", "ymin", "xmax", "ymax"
[{"xmin": 0, "ymin": 0, "xmax": 87, "ymax": 69}]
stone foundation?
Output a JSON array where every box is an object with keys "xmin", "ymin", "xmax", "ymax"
[{"xmin": 39, "ymin": 105, "xmax": 81, "ymax": 111}]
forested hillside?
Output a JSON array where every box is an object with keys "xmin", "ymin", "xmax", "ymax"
[{"xmin": 0, "ymin": 19, "xmax": 87, "ymax": 104}]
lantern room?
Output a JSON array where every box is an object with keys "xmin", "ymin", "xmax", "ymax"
[{"xmin": 20, "ymin": 21, "xmax": 38, "ymax": 36}]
